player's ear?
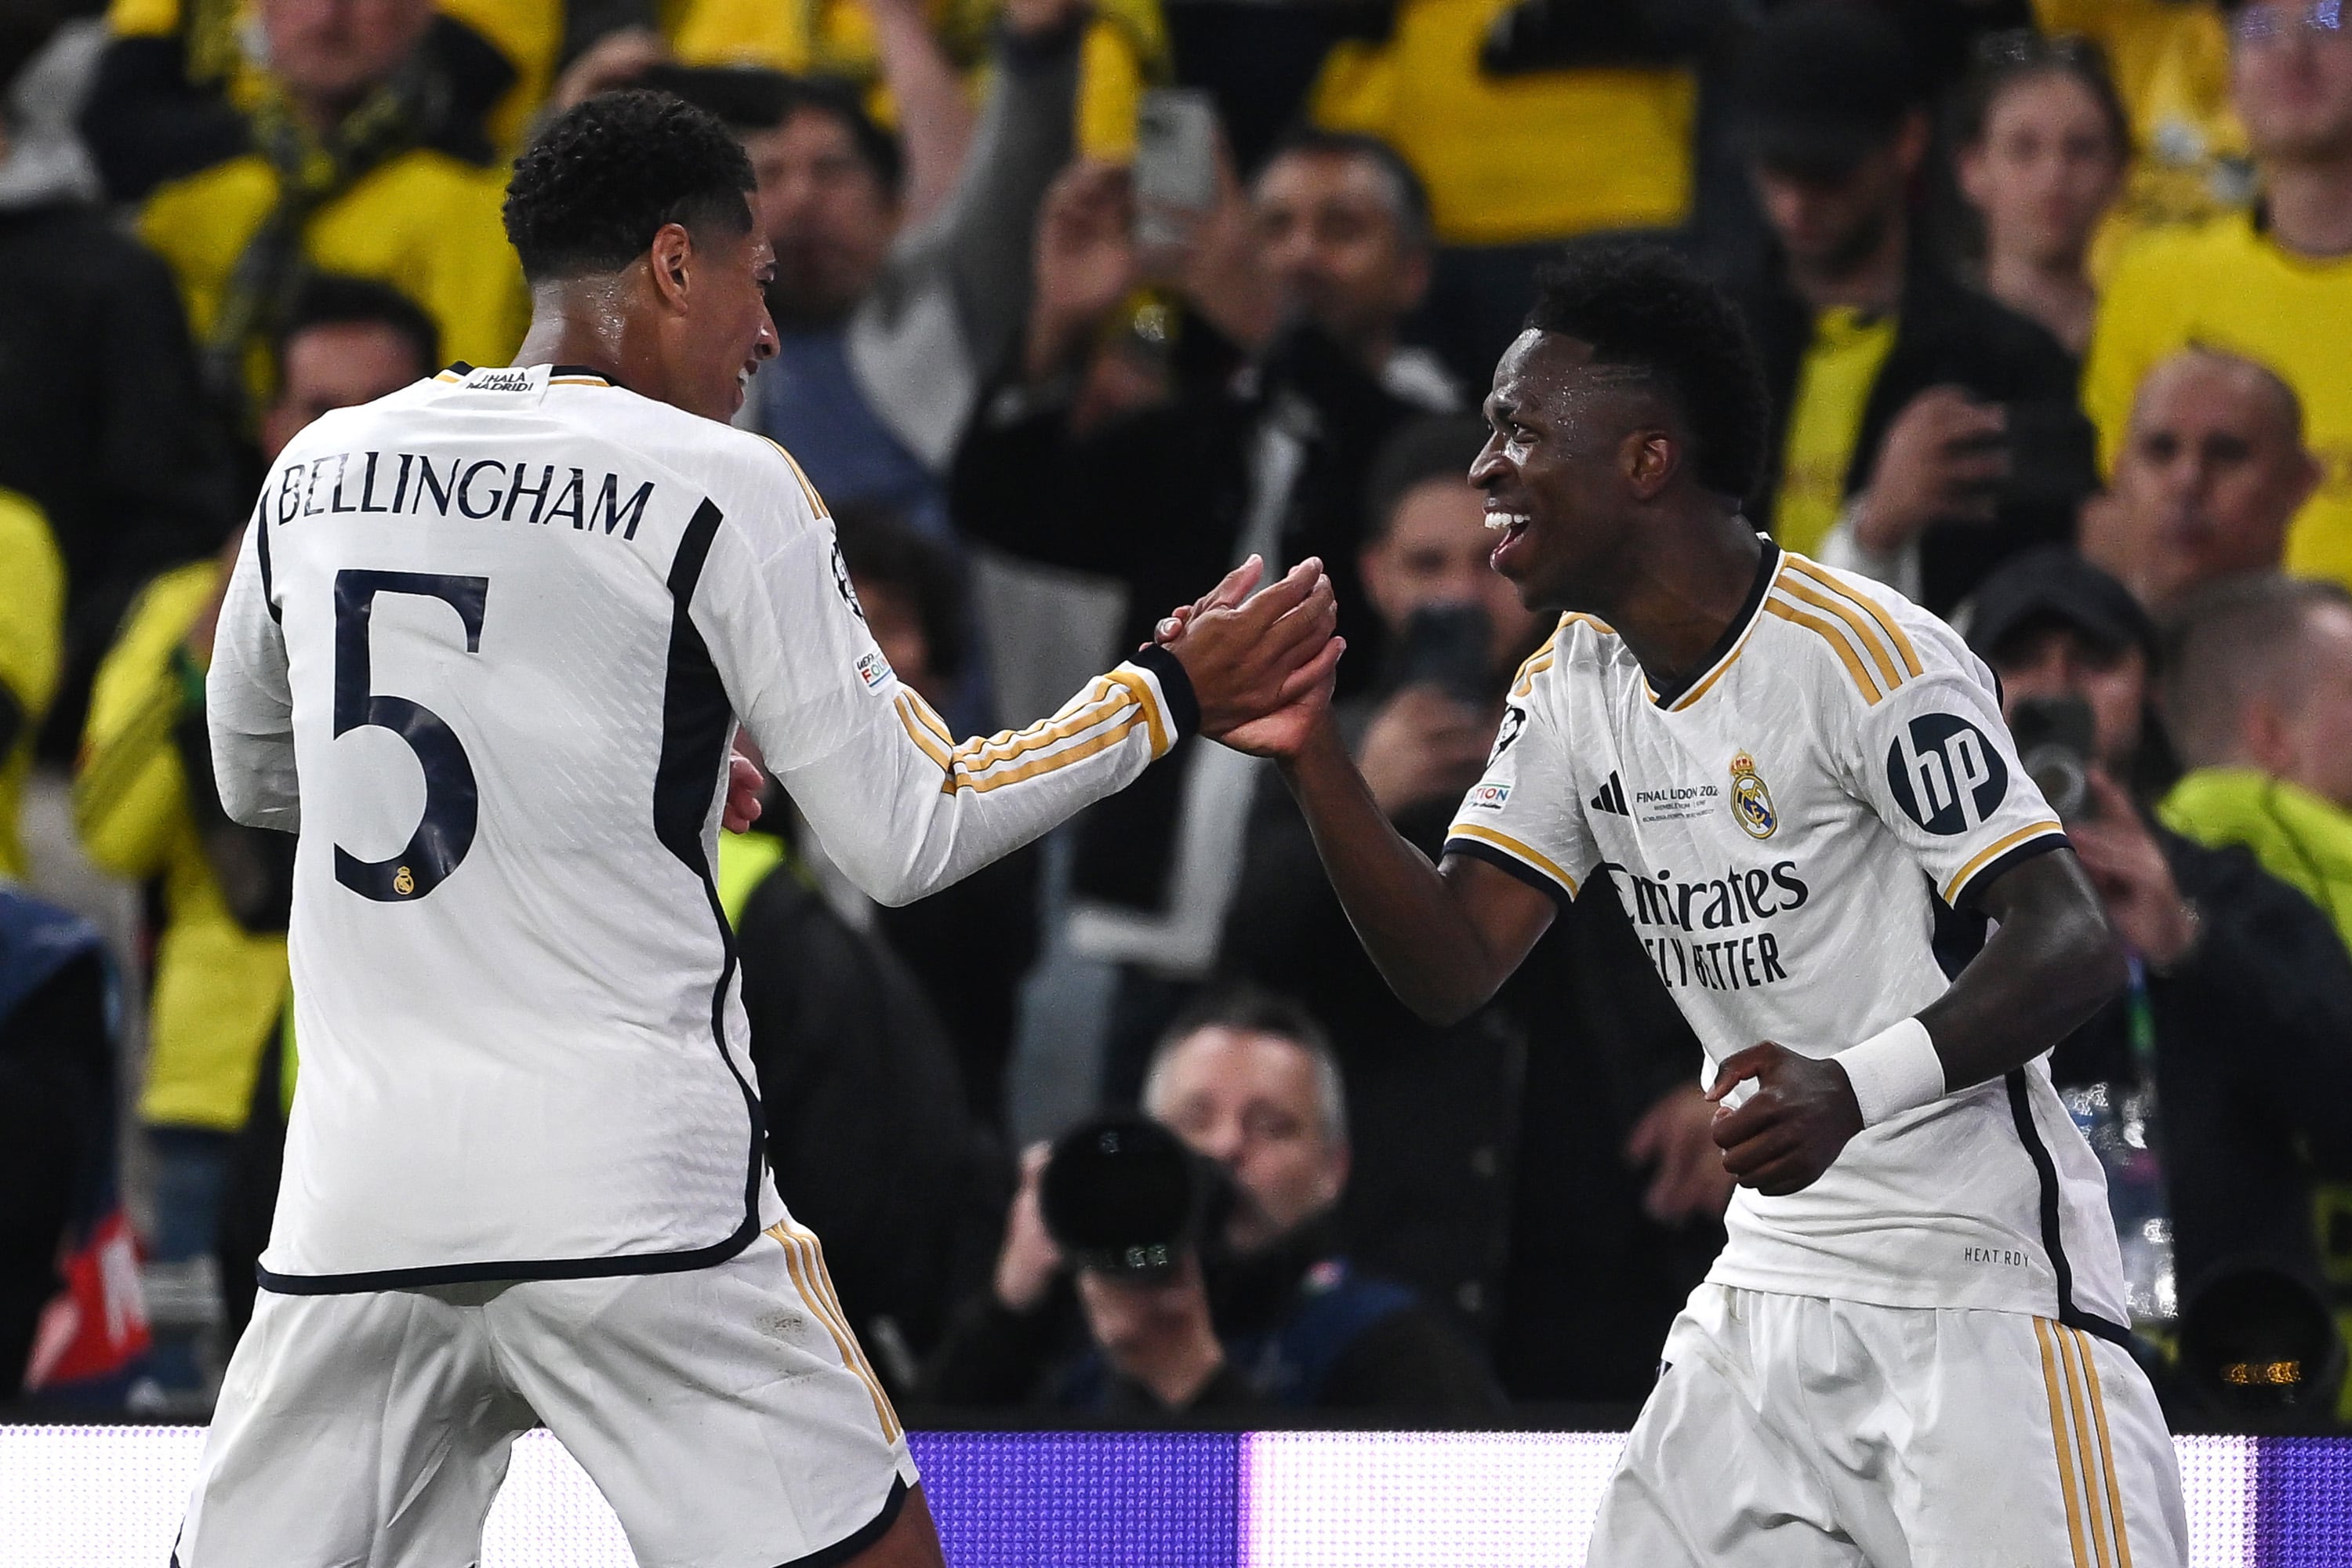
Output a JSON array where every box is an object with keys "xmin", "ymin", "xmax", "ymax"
[
  {"xmin": 647, "ymin": 223, "xmax": 695, "ymax": 310},
  {"xmin": 1623, "ymin": 429, "xmax": 1676, "ymax": 499}
]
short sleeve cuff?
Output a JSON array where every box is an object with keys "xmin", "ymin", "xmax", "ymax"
[
  {"xmin": 1942, "ymin": 823, "xmax": 2069, "ymax": 910},
  {"xmin": 1123, "ymin": 644, "xmax": 1200, "ymax": 746},
  {"xmin": 1444, "ymin": 824, "xmax": 1578, "ymax": 906}
]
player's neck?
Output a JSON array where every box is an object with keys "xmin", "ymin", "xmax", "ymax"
[
  {"xmin": 515, "ymin": 278, "xmax": 670, "ymax": 401},
  {"xmin": 1603, "ymin": 517, "xmax": 1768, "ymax": 695}
]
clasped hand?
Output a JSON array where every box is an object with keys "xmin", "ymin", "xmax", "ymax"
[{"xmin": 1704, "ymin": 1041, "xmax": 1867, "ymax": 1197}]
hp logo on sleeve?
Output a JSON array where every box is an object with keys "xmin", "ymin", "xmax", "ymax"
[{"xmin": 1886, "ymin": 713, "xmax": 2007, "ymax": 835}]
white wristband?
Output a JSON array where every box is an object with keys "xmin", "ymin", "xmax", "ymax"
[{"xmin": 1837, "ymin": 1018, "xmax": 1945, "ymax": 1127}]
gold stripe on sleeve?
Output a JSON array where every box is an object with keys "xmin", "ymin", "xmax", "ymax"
[
  {"xmin": 895, "ymin": 695, "xmax": 953, "ymax": 770},
  {"xmin": 1940, "ymin": 822, "xmax": 2066, "ymax": 905},
  {"xmin": 1105, "ymin": 668, "xmax": 1171, "ymax": 757},
  {"xmin": 950, "ymin": 684, "xmax": 1125, "ymax": 772},
  {"xmin": 2036, "ymin": 1317, "xmax": 2094, "ymax": 1568},
  {"xmin": 957, "ymin": 715, "xmax": 1147, "ymax": 794},
  {"xmin": 1784, "ymin": 556, "xmax": 1923, "ymax": 677},
  {"xmin": 1445, "ymin": 822, "xmax": 1581, "ymax": 897},
  {"xmin": 1764, "ymin": 597, "xmax": 1886, "ymax": 704}
]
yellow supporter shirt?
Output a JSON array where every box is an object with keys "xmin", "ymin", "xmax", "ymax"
[
  {"xmin": 105, "ymin": 0, "xmax": 562, "ymax": 157},
  {"xmin": 76, "ymin": 564, "xmax": 288, "ymax": 1131},
  {"xmin": 139, "ymin": 149, "xmax": 527, "ymax": 407},
  {"xmin": 668, "ymin": 0, "xmax": 1166, "ymax": 159},
  {"xmin": 1771, "ymin": 310, "xmax": 1900, "ymax": 559},
  {"xmin": 2082, "ymin": 212, "xmax": 2352, "ymax": 588},
  {"xmin": 0, "ymin": 489, "xmax": 64, "ymax": 882},
  {"xmin": 1309, "ymin": 0, "xmax": 1694, "ymax": 246},
  {"xmin": 2034, "ymin": 0, "xmax": 2251, "ymax": 267}
]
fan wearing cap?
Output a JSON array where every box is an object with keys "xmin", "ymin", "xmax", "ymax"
[
  {"xmin": 1962, "ymin": 546, "xmax": 2352, "ymax": 1352},
  {"xmin": 1729, "ymin": 2, "xmax": 2096, "ymax": 616}
]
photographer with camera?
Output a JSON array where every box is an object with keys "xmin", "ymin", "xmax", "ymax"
[
  {"xmin": 1957, "ymin": 548, "xmax": 2352, "ymax": 1374},
  {"xmin": 920, "ymin": 989, "xmax": 1499, "ymax": 1414}
]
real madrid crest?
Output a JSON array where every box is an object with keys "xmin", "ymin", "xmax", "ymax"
[{"xmin": 1730, "ymin": 750, "xmax": 1777, "ymax": 840}]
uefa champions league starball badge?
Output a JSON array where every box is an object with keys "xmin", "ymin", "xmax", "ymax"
[{"xmin": 1730, "ymin": 750, "xmax": 1777, "ymax": 840}]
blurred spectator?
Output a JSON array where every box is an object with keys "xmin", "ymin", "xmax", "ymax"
[
  {"xmin": 84, "ymin": 0, "xmax": 556, "ymax": 187},
  {"xmin": 0, "ymin": 888, "xmax": 116, "ymax": 1400},
  {"xmin": 0, "ymin": 9, "xmax": 234, "ymax": 764},
  {"xmin": 0, "ymin": 488, "xmax": 64, "ymax": 881},
  {"xmin": 1959, "ymin": 549, "xmax": 2352, "ymax": 1334},
  {"xmin": 74, "ymin": 274, "xmax": 434, "ymax": 1409},
  {"xmin": 924, "ymin": 989, "xmax": 1501, "ymax": 1414},
  {"xmin": 1730, "ymin": 2, "xmax": 2093, "ymax": 614},
  {"xmin": 727, "ymin": 813, "xmax": 1011, "ymax": 1398},
  {"xmin": 953, "ymin": 128, "xmax": 1451, "ymax": 970},
  {"xmin": 2159, "ymin": 573, "xmax": 2352, "ymax": 948},
  {"xmin": 125, "ymin": 0, "xmax": 524, "ymax": 423},
  {"xmin": 2033, "ymin": 0, "xmax": 2256, "ymax": 249},
  {"xmin": 1954, "ymin": 31, "xmax": 2132, "ymax": 355},
  {"xmin": 2081, "ymin": 346, "xmax": 2320, "ymax": 613},
  {"xmin": 2082, "ymin": 0, "xmax": 2352, "ymax": 592},
  {"xmin": 832, "ymin": 507, "xmax": 1040, "ymax": 1129},
  {"xmin": 1310, "ymin": 0, "xmax": 1717, "ymax": 381},
  {"xmin": 659, "ymin": 0, "xmax": 1165, "ymax": 162},
  {"xmin": 597, "ymin": 0, "xmax": 1082, "ymax": 546},
  {"xmin": 1219, "ymin": 417, "xmax": 1724, "ymax": 1396}
]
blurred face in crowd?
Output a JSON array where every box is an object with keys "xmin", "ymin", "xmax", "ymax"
[
  {"xmin": 1473, "ymin": 331, "xmax": 1668, "ymax": 614},
  {"xmin": 260, "ymin": 320, "xmax": 430, "ymax": 462},
  {"xmin": 1360, "ymin": 475, "xmax": 1547, "ymax": 673},
  {"xmin": 1991, "ymin": 623, "xmax": 2148, "ymax": 775},
  {"xmin": 2107, "ymin": 350, "xmax": 2319, "ymax": 611},
  {"xmin": 1146, "ymin": 1026, "xmax": 1347, "ymax": 1256},
  {"xmin": 261, "ymin": 0, "xmax": 434, "ymax": 111},
  {"xmin": 1751, "ymin": 115, "xmax": 1927, "ymax": 279},
  {"xmin": 2243, "ymin": 600, "xmax": 2352, "ymax": 808},
  {"xmin": 1251, "ymin": 150, "xmax": 1430, "ymax": 366},
  {"xmin": 2232, "ymin": 0, "xmax": 2352, "ymax": 163},
  {"xmin": 1958, "ymin": 70, "xmax": 2126, "ymax": 270},
  {"xmin": 747, "ymin": 106, "xmax": 897, "ymax": 328}
]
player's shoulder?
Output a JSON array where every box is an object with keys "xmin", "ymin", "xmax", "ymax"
[
  {"xmin": 1760, "ymin": 551, "xmax": 1978, "ymax": 710},
  {"xmin": 1508, "ymin": 609, "xmax": 1632, "ymax": 703}
]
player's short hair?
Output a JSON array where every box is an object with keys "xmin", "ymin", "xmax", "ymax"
[
  {"xmin": 2162, "ymin": 573, "xmax": 2352, "ymax": 768},
  {"xmin": 503, "ymin": 90, "xmax": 757, "ymax": 283},
  {"xmin": 1260, "ymin": 127, "xmax": 1432, "ymax": 250},
  {"xmin": 644, "ymin": 64, "xmax": 904, "ymax": 195},
  {"xmin": 1141, "ymin": 985, "xmax": 1348, "ymax": 1148},
  {"xmin": 273, "ymin": 274, "xmax": 440, "ymax": 383},
  {"xmin": 1363, "ymin": 416, "xmax": 1490, "ymax": 543},
  {"xmin": 831, "ymin": 504, "xmax": 970, "ymax": 681},
  {"xmin": 1524, "ymin": 240, "xmax": 1771, "ymax": 502}
]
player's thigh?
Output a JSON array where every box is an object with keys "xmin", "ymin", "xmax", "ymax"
[
  {"xmin": 176, "ymin": 1284, "xmax": 531, "ymax": 1568},
  {"xmin": 1588, "ymin": 1287, "xmax": 1866, "ymax": 1568},
  {"xmin": 1894, "ymin": 1313, "xmax": 2186, "ymax": 1568},
  {"xmin": 492, "ymin": 1221, "xmax": 922, "ymax": 1568}
]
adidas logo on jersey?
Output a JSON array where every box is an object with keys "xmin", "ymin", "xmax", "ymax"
[{"xmin": 1589, "ymin": 772, "xmax": 1629, "ymax": 815}]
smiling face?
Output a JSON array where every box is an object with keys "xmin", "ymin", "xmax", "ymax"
[
  {"xmin": 1470, "ymin": 330, "xmax": 1657, "ymax": 612},
  {"xmin": 1251, "ymin": 149, "xmax": 1430, "ymax": 365},
  {"xmin": 652, "ymin": 219, "xmax": 779, "ymax": 422}
]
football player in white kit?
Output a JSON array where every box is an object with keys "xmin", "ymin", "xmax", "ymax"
[
  {"xmin": 1236, "ymin": 243, "xmax": 2191, "ymax": 1565},
  {"xmin": 179, "ymin": 92, "xmax": 1341, "ymax": 1567}
]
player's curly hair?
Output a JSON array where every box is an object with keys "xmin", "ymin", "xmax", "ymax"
[
  {"xmin": 503, "ymin": 90, "xmax": 756, "ymax": 282},
  {"xmin": 1525, "ymin": 240, "xmax": 1771, "ymax": 503}
]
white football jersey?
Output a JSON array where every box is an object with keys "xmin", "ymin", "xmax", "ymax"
[
  {"xmin": 1448, "ymin": 541, "xmax": 2127, "ymax": 1329},
  {"xmin": 209, "ymin": 363, "xmax": 1198, "ymax": 1291}
]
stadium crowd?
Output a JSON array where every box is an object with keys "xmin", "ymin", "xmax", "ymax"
[{"xmin": 2, "ymin": 0, "xmax": 2351, "ymax": 1433}]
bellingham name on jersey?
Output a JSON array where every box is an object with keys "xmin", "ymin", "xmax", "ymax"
[{"xmin": 263, "ymin": 447, "xmax": 661, "ymax": 540}]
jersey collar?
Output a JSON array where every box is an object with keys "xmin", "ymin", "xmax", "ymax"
[
  {"xmin": 1644, "ymin": 534, "xmax": 1783, "ymax": 711},
  {"xmin": 435, "ymin": 362, "xmax": 617, "ymax": 387}
]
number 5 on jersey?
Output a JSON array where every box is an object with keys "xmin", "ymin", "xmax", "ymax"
[{"xmin": 332, "ymin": 570, "xmax": 488, "ymax": 902}]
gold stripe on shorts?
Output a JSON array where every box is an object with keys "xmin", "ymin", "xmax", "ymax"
[
  {"xmin": 767, "ymin": 1221, "xmax": 902, "ymax": 1443},
  {"xmin": 2056, "ymin": 1324, "xmax": 2116, "ymax": 1568},
  {"xmin": 2074, "ymin": 1325, "xmax": 2136, "ymax": 1568},
  {"xmin": 2035, "ymin": 1316, "xmax": 2092, "ymax": 1568}
]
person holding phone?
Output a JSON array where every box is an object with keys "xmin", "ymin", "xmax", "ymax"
[{"xmin": 1961, "ymin": 546, "xmax": 2352, "ymax": 1377}]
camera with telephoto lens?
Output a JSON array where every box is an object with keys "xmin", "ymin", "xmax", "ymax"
[
  {"xmin": 2178, "ymin": 1265, "xmax": 2347, "ymax": 1428},
  {"xmin": 1039, "ymin": 1115, "xmax": 1232, "ymax": 1282}
]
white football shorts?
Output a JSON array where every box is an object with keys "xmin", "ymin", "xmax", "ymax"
[
  {"xmin": 173, "ymin": 1220, "xmax": 918, "ymax": 1568},
  {"xmin": 1588, "ymin": 1283, "xmax": 2188, "ymax": 1568}
]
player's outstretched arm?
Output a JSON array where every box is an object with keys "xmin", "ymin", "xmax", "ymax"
[
  {"xmin": 1707, "ymin": 850, "xmax": 2125, "ymax": 1196},
  {"xmin": 1263, "ymin": 707, "xmax": 1556, "ymax": 1025}
]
